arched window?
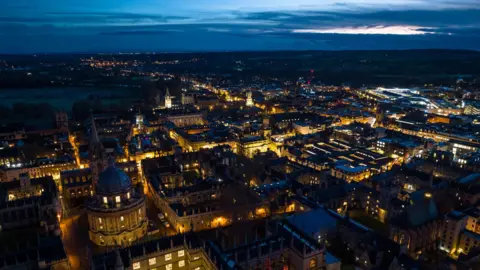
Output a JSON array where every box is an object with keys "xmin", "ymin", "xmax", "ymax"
[{"xmin": 309, "ymin": 258, "xmax": 317, "ymax": 269}]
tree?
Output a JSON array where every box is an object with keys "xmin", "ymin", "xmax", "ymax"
[{"xmin": 72, "ymin": 100, "xmax": 92, "ymax": 121}]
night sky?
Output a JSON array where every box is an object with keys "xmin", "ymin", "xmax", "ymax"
[{"xmin": 1, "ymin": 0, "xmax": 480, "ymax": 53}]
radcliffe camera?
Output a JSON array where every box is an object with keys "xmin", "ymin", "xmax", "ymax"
[{"xmin": 1, "ymin": 1, "xmax": 480, "ymax": 270}]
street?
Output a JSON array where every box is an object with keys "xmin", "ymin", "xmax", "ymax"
[
  {"xmin": 145, "ymin": 195, "xmax": 177, "ymax": 237},
  {"xmin": 60, "ymin": 213, "xmax": 90, "ymax": 270}
]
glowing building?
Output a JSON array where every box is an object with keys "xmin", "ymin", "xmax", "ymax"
[
  {"xmin": 165, "ymin": 88, "xmax": 173, "ymax": 109},
  {"xmin": 86, "ymin": 159, "xmax": 148, "ymax": 246},
  {"xmin": 246, "ymin": 91, "xmax": 253, "ymax": 107}
]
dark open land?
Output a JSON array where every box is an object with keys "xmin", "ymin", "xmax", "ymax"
[{"xmin": 1, "ymin": 49, "xmax": 480, "ymax": 88}]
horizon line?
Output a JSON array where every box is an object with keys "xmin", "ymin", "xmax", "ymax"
[{"xmin": 1, "ymin": 48, "xmax": 479, "ymax": 56}]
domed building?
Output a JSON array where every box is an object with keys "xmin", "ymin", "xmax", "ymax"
[{"xmin": 86, "ymin": 159, "xmax": 148, "ymax": 246}]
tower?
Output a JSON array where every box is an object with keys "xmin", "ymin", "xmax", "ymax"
[
  {"xmin": 375, "ymin": 104, "xmax": 385, "ymax": 127},
  {"xmin": 246, "ymin": 91, "xmax": 253, "ymax": 107},
  {"xmin": 55, "ymin": 111, "xmax": 69, "ymax": 131},
  {"xmin": 89, "ymin": 116, "xmax": 107, "ymax": 191},
  {"xmin": 165, "ymin": 87, "xmax": 172, "ymax": 109},
  {"xmin": 135, "ymin": 112, "xmax": 144, "ymax": 130}
]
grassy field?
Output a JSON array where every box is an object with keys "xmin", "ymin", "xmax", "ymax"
[
  {"xmin": 0, "ymin": 87, "xmax": 137, "ymax": 111},
  {"xmin": 349, "ymin": 209, "xmax": 389, "ymax": 236}
]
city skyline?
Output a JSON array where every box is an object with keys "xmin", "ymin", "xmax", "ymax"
[{"xmin": 1, "ymin": 0, "xmax": 480, "ymax": 53}]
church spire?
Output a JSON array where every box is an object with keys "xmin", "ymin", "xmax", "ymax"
[
  {"xmin": 89, "ymin": 114, "xmax": 106, "ymax": 193},
  {"xmin": 165, "ymin": 87, "xmax": 172, "ymax": 109},
  {"xmin": 91, "ymin": 115, "xmax": 100, "ymax": 145}
]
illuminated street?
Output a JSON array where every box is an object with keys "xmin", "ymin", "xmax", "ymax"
[
  {"xmin": 69, "ymin": 135, "xmax": 81, "ymax": 167},
  {"xmin": 60, "ymin": 212, "xmax": 89, "ymax": 270}
]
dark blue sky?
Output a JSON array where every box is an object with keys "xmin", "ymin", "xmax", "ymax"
[{"xmin": 1, "ymin": 0, "xmax": 480, "ymax": 53}]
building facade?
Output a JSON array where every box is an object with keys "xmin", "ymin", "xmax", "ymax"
[{"xmin": 86, "ymin": 160, "xmax": 148, "ymax": 246}]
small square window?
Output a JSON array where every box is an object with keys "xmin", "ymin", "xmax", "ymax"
[
  {"xmin": 178, "ymin": 250, "xmax": 184, "ymax": 257},
  {"xmin": 165, "ymin": 253, "xmax": 172, "ymax": 261},
  {"xmin": 115, "ymin": 196, "xmax": 121, "ymax": 203},
  {"xmin": 166, "ymin": 264, "xmax": 172, "ymax": 270},
  {"xmin": 178, "ymin": 260, "xmax": 185, "ymax": 267},
  {"xmin": 133, "ymin": 262, "xmax": 140, "ymax": 269},
  {"xmin": 148, "ymin": 258, "xmax": 156, "ymax": 266}
]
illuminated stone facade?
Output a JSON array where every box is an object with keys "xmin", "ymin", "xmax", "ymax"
[
  {"xmin": 166, "ymin": 113, "xmax": 204, "ymax": 127},
  {"xmin": 246, "ymin": 91, "xmax": 253, "ymax": 107},
  {"xmin": 86, "ymin": 161, "xmax": 148, "ymax": 246},
  {"xmin": 237, "ymin": 136, "xmax": 269, "ymax": 159},
  {"xmin": 169, "ymin": 125, "xmax": 236, "ymax": 152},
  {"xmin": 92, "ymin": 233, "xmax": 217, "ymax": 270},
  {"xmin": 165, "ymin": 88, "xmax": 173, "ymax": 109}
]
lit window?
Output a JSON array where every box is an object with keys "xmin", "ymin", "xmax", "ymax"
[
  {"xmin": 178, "ymin": 260, "xmax": 185, "ymax": 267},
  {"xmin": 115, "ymin": 196, "xmax": 121, "ymax": 203},
  {"xmin": 195, "ymin": 267, "xmax": 200, "ymax": 270},
  {"xmin": 103, "ymin": 197, "xmax": 107, "ymax": 204},
  {"xmin": 148, "ymin": 258, "xmax": 156, "ymax": 266},
  {"xmin": 193, "ymin": 256, "xmax": 200, "ymax": 260},
  {"xmin": 127, "ymin": 192, "xmax": 131, "ymax": 199},
  {"xmin": 120, "ymin": 216, "xmax": 124, "ymax": 222},
  {"xmin": 165, "ymin": 253, "xmax": 172, "ymax": 261},
  {"xmin": 98, "ymin": 218, "xmax": 102, "ymax": 224},
  {"xmin": 178, "ymin": 250, "xmax": 184, "ymax": 257},
  {"xmin": 166, "ymin": 264, "xmax": 172, "ymax": 270},
  {"xmin": 133, "ymin": 262, "xmax": 140, "ymax": 269}
]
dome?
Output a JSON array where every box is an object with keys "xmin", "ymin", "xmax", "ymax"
[{"xmin": 96, "ymin": 162, "xmax": 132, "ymax": 194}]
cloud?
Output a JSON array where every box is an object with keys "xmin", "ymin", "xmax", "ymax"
[
  {"xmin": 0, "ymin": 11, "xmax": 191, "ymax": 27},
  {"xmin": 0, "ymin": 0, "xmax": 480, "ymax": 52},
  {"xmin": 101, "ymin": 29, "xmax": 183, "ymax": 36},
  {"xmin": 292, "ymin": 25, "xmax": 437, "ymax": 35}
]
